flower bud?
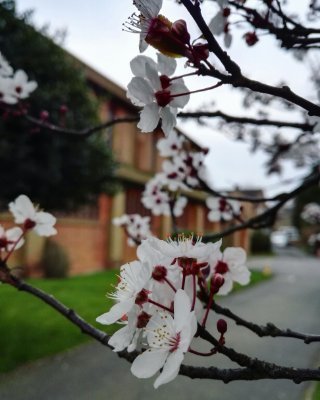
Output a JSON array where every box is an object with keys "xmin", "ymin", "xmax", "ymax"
[
  {"xmin": 217, "ymin": 318, "xmax": 227, "ymax": 335},
  {"xmin": 40, "ymin": 110, "xmax": 49, "ymax": 121},
  {"xmin": 171, "ymin": 19, "xmax": 190, "ymax": 44},
  {"xmin": 210, "ymin": 273, "xmax": 225, "ymax": 294},
  {"xmin": 223, "ymin": 7, "xmax": 231, "ymax": 18},
  {"xmin": 244, "ymin": 32, "xmax": 259, "ymax": 47},
  {"xmin": 59, "ymin": 105, "xmax": 68, "ymax": 114}
]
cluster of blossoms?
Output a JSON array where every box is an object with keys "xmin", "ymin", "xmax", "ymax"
[
  {"xmin": 301, "ymin": 203, "xmax": 320, "ymax": 225},
  {"xmin": 206, "ymin": 196, "xmax": 242, "ymax": 223},
  {"xmin": 0, "ymin": 194, "xmax": 56, "ymax": 261},
  {"xmin": 308, "ymin": 232, "xmax": 320, "ymax": 247},
  {"xmin": 113, "ymin": 214, "xmax": 152, "ymax": 246},
  {"xmin": 0, "ymin": 52, "xmax": 37, "ymax": 105},
  {"xmin": 142, "ymin": 130, "xmax": 209, "ymax": 217},
  {"xmin": 97, "ymin": 235, "xmax": 250, "ymax": 387}
]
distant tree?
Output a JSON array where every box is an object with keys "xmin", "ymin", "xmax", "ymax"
[{"xmin": 0, "ymin": 0, "xmax": 117, "ymax": 210}]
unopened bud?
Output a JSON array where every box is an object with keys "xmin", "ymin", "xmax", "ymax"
[
  {"xmin": 217, "ymin": 319, "xmax": 227, "ymax": 335},
  {"xmin": 59, "ymin": 105, "xmax": 68, "ymax": 114},
  {"xmin": 40, "ymin": 110, "xmax": 49, "ymax": 121},
  {"xmin": 211, "ymin": 273, "xmax": 225, "ymax": 294},
  {"xmin": 244, "ymin": 31, "xmax": 259, "ymax": 47},
  {"xmin": 172, "ymin": 19, "xmax": 190, "ymax": 44},
  {"xmin": 223, "ymin": 7, "xmax": 231, "ymax": 18}
]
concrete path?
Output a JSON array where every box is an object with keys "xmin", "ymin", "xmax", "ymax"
[{"xmin": 0, "ymin": 251, "xmax": 319, "ymax": 400}]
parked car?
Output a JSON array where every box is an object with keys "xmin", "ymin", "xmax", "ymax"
[
  {"xmin": 271, "ymin": 231, "xmax": 288, "ymax": 247},
  {"xmin": 271, "ymin": 226, "xmax": 300, "ymax": 247}
]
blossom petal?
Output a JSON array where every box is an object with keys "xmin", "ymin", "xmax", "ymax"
[
  {"xmin": 131, "ymin": 348, "xmax": 168, "ymax": 378},
  {"xmin": 208, "ymin": 11, "xmax": 225, "ymax": 35},
  {"xmin": 130, "ymin": 55, "xmax": 157, "ymax": 77},
  {"xmin": 108, "ymin": 325, "xmax": 133, "ymax": 352},
  {"xmin": 134, "ymin": 0, "xmax": 163, "ymax": 19},
  {"xmin": 170, "ymin": 81, "xmax": 190, "ymax": 108},
  {"xmin": 218, "ymin": 275, "xmax": 233, "ymax": 295},
  {"xmin": 138, "ymin": 103, "xmax": 160, "ymax": 133},
  {"xmin": 154, "ymin": 350, "xmax": 184, "ymax": 388},
  {"xmin": 159, "ymin": 107, "xmax": 176, "ymax": 136},
  {"xmin": 232, "ymin": 266, "xmax": 251, "ymax": 285},
  {"xmin": 224, "ymin": 247, "xmax": 247, "ymax": 266},
  {"xmin": 173, "ymin": 289, "xmax": 191, "ymax": 332},
  {"xmin": 127, "ymin": 77, "xmax": 154, "ymax": 105},
  {"xmin": 145, "ymin": 63, "xmax": 161, "ymax": 91},
  {"xmin": 157, "ymin": 54, "xmax": 177, "ymax": 76},
  {"xmin": 208, "ymin": 210, "xmax": 220, "ymax": 222},
  {"xmin": 96, "ymin": 298, "xmax": 135, "ymax": 325},
  {"xmin": 9, "ymin": 194, "xmax": 36, "ymax": 223}
]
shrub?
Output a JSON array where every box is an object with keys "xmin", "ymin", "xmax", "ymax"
[
  {"xmin": 41, "ymin": 240, "xmax": 70, "ymax": 278},
  {"xmin": 250, "ymin": 231, "xmax": 272, "ymax": 254}
]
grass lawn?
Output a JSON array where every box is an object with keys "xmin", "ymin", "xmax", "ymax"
[
  {"xmin": 0, "ymin": 270, "xmax": 118, "ymax": 373},
  {"xmin": 313, "ymin": 383, "xmax": 320, "ymax": 399},
  {"xmin": 0, "ymin": 268, "xmax": 272, "ymax": 374}
]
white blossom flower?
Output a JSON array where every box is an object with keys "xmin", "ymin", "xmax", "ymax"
[
  {"xmin": 0, "ymin": 52, "xmax": 13, "ymax": 77},
  {"xmin": 173, "ymin": 196, "xmax": 187, "ymax": 217},
  {"xmin": 0, "ymin": 76, "xmax": 16, "ymax": 104},
  {"xmin": 156, "ymin": 130, "xmax": 185, "ymax": 157},
  {"xmin": 159, "ymin": 159, "xmax": 189, "ymax": 191},
  {"xmin": 301, "ymin": 203, "xmax": 320, "ymax": 224},
  {"xmin": 127, "ymin": 55, "xmax": 189, "ymax": 136},
  {"xmin": 113, "ymin": 214, "xmax": 152, "ymax": 246},
  {"xmin": 146, "ymin": 235, "xmax": 221, "ymax": 262},
  {"xmin": 142, "ymin": 177, "xmax": 171, "ymax": 216},
  {"xmin": 0, "ymin": 225, "xmax": 24, "ymax": 252},
  {"xmin": 9, "ymin": 195, "xmax": 57, "ymax": 237},
  {"xmin": 11, "ymin": 70, "xmax": 37, "ymax": 100},
  {"xmin": 129, "ymin": 0, "xmax": 164, "ymax": 53},
  {"xmin": 96, "ymin": 260, "xmax": 152, "ymax": 325},
  {"xmin": 206, "ymin": 196, "xmax": 241, "ymax": 222},
  {"xmin": 210, "ymin": 247, "xmax": 250, "ymax": 295},
  {"xmin": 131, "ymin": 289, "xmax": 197, "ymax": 388},
  {"xmin": 108, "ymin": 305, "xmax": 151, "ymax": 353}
]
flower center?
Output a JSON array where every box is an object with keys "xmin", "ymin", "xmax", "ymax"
[
  {"xmin": 137, "ymin": 311, "xmax": 151, "ymax": 328},
  {"xmin": 0, "ymin": 237, "xmax": 8, "ymax": 249},
  {"xmin": 155, "ymin": 89, "xmax": 172, "ymax": 107},
  {"xmin": 169, "ymin": 332, "xmax": 181, "ymax": 352},
  {"xmin": 152, "ymin": 265, "xmax": 167, "ymax": 281},
  {"xmin": 135, "ymin": 289, "xmax": 149, "ymax": 306},
  {"xmin": 215, "ymin": 260, "xmax": 229, "ymax": 275},
  {"xmin": 24, "ymin": 218, "xmax": 36, "ymax": 231}
]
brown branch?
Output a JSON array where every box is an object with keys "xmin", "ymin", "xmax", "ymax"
[
  {"xmin": 24, "ymin": 114, "xmax": 139, "ymax": 139},
  {"xmin": 0, "ymin": 262, "xmax": 320, "ymax": 382},
  {"xmin": 202, "ymin": 169, "xmax": 320, "ymax": 241},
  {"xmin": 212, "ymin": 302, "xmax": 320, "ymax": 344},
  {"xmin": 179, "ymin": 111, "xmax": 313, "ymax": 131},
  {"xmin": 180, "ymin": 0, "xmax": 320, "ymax": 116}
]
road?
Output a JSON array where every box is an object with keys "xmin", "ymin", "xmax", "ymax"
[{"xmin": 0, "ymin": 251, "xmax": 319, "ymax": 400}]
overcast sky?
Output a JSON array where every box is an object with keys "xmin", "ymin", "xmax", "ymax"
[{"xmin": 15, "ymin": 0, "xmax": 314, "ymax": 195}]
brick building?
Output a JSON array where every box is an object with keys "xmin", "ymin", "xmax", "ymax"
[{"xmin": 6, "ymin": 55, "xmax": 251, "ymax": 276}]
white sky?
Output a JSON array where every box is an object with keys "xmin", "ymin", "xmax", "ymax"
[{"xmin": 15, "ymin": 0, "xmax": 315, "ymax": 195}]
